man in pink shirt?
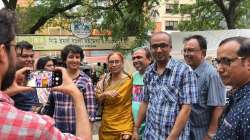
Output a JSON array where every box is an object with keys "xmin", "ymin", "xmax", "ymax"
[{"xmin": 0, "ymin": 8, "xmax": 91, "ymax": 140}]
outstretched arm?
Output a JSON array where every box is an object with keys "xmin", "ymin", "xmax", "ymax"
[{"xmin": 52, "ymin": 67, "xmax": 92, "ymax": 140}]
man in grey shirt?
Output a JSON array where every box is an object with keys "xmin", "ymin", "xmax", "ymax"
[{"xmin": 183, "ymin": 35, "xmax": 226, "ymax": 140}]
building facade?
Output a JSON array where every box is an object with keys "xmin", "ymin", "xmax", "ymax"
[{"xmin": 153, "ymin": 0, "xmax": 195, "ymax": 32}]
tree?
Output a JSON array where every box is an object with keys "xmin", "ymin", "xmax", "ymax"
[
  {"xmin": 176, "ymin": 0, "xmax": 248, "ymax": 31},
  {"xmin": 3, "ymin": 0, "xmax": 159, "ymax": 48},
  {"xmin": 12, "ymin": 0, "xmax": 82, "ymax": 34},
  {"xmin": 84, "ymin": 0, "xmax": 159, "ymax": 48},
  {"xmin": 2, "ymin": 0, "xmax": 17, "ymax": 10},
  {"xmin": 213, "ymin": 0, "xmax": 243, "ymax": 29}
]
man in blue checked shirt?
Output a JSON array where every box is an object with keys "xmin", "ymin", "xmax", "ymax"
[
  {"xmin": 132, "ymin": 32, "xmax": 198, "ymax": 140},
  {"xmin": 183, "ymin": 35, "xmax": 226, "ymax": 140}
]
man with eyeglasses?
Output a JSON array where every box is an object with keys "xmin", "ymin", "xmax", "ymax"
[
  {"xmin": 183, "ymin": 35, "xmax": 226, "ymax": 140},
  {"xmin": 8, "ymin": 41, "xmax": 39, "ymax": 111},
  {"xmin": 133, "ymin": 32, "xmax": 198, "ymax": 140},
  {"xmin": 212, "ymin": 37, "xmax": 250, "ymax": 139}
]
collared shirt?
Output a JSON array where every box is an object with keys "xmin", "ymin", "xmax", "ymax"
[
  {"xmin": 143, "ymin": 58, "xmax": 198, "ymax": 140},
  {"xmin": 132, "ymin": 71, "xmax": 145, "ymax": 138},
  {"xmin": 190, "ymin": 61, "xmax": 226, "ymax": 139},
  {"xmin": 43, "ymin": 71, "xmax": 96, "ymax": 134},
  {"xmin": 0, "ymin": 91, "xmax": 81, "ymax": 140},
  {"xmin": 11, "ymin": 90, "xmax": 39, "ymax": 111},
  {"xmin": 213, "ymin": 82, "xmax": 250, "ymax": 140}
]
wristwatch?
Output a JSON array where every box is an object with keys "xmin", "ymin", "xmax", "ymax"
[{"xmin": 207, "ymin": 133, "xmax": 216, "ymax": 139}]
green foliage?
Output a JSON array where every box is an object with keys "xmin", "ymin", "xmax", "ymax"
[
  {"xmin": 176, "ymin": 0, "xmax": 224, "ymax": 31},
  {"xmin": 15, "ymin": 0, "xmax": 82, "ymax": 33},
  {"xmin": 16, "ymin": 3, "xmax": 49, "ymax": 33},
  {"xmin": 176, "ymin": 0, "xmax": 249, "ymax": 31},
  {"xmin": 85, "ymin": 0, "xmax": 159, "ymax": 49},
  {"xmin": 5, "ymin": 0, "xmax": 159, "ymax": 49},
  {"xmin": 236, "ymin": 0, "xmax": 250, "ymax": 28}
]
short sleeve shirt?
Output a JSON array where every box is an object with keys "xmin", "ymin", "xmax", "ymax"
[
  {"xmin": 191, "ymin": 61, "xmax": 226, "ymax": 127},
  {"xmin": 142, "ymin": 58, "xmax": 198, "ymax": 140},
  {"xmin": 0, "ymin": 91, "xmax": 82, "ymax": 140},
  {"xmin": 132, "ymin": 71, "xmax": 145, "ymax": 138}
]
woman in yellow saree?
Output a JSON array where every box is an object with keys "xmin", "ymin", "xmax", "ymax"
[{"xmin": 96, "ymin": 52, "xmax": 134, "ymax": 140}]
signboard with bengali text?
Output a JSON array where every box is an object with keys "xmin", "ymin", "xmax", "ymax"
[{"xmin": 16, "ymin": 35, "xmax": 135, "ymax": 51}]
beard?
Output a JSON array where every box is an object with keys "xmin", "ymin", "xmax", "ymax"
[
  {"xmin": 1, "ymin": 67, "xmax": 16, "ymax": 91},
  {"xmin": 1, "ymin": 57, "xmax": 16, "ymax": 91}
]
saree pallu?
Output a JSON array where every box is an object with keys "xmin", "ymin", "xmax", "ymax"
[{"xmin": 96, "ymin": 74, "xmax": 133, "ymax": 140}]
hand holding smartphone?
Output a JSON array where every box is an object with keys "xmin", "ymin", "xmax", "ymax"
[
  {"xmin": 50, "ymin": 67, "xmax": 83, "ymax": 97},
  {"xmin": 25, "ymin": 70, "xmax": 62, "ymax": 88},
  {"xmin": 3, "ymin": 67, "xmax": 34, "ymax": 97}
]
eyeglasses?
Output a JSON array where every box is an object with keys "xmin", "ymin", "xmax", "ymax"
[
  {"xmin": 108, "ymin": 60, "xmax": 121, "ymax": 65},
  {"xmin": 212, "ymin": 57, "xmax": 245, "ymax": 67},
  {"xmin": 181, "ymin": 48, "xmax": 201, "ymax": 54},
  {"xmin": 150, "ymin": 43, "xmax": 170, "ymax": 49}
]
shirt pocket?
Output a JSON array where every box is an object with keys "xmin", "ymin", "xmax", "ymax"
[
  {"xmin": 198, "ymin": 83, "xmax": 208, "ymax": 104},
  {"xmin": 158, "ymin": 85, "xmax": 179, "ymax": 126},
  {"xmin": 160, "ymin": 85, "xmax": 179, "ymax": 103}
]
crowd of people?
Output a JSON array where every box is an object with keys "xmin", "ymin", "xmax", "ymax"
[{"xmin": 0, "ymin": 8, "xmax": 250, "ymax": 140}]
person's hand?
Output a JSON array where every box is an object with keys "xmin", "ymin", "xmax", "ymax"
[
  {"xmin": 203, "ymin": 135, "xmax": 212, "ymax": 140},
  {"xmin": 166, "ymin": 134, "xmax": 178, "ymax": 140},
  {"xmin": 52, "ymin": 67, "xmax": 91, "ymax": 140},
  {"xmin": 131, "ymin": 130, "xmax": 139, "ymax": 140},
  {"xmin": 15, "ymin": 67, "xmax": 31, "ymax": 85},
  {"xmin": 103, "ymin": 90, "xmax": 118, "ymax": 98},
  {"xmin": 51, "ymin": 67, "xmax": 82, "ymax": 98},
  {"xmin": 4, "ymin": 67, "xmax": 34, "ymax": 96}
]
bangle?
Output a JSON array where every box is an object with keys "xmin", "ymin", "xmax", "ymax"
[{"xmin": 207, "ymin": 133, "xmax": 216, "ymax": 139}]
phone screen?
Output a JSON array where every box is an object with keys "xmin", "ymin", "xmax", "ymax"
[{"xmin": 25, "ymin": 70, "xmax": 62, "ymax": 88}]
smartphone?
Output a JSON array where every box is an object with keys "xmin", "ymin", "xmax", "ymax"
[{"xmin": 25, "ymin": 70, "xmax": 62, "ymax": 88}]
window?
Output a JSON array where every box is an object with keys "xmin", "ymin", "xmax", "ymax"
[
  {"xmin": 165, "ymin": 21, "xmax": 178, "ymax": 30},
  {"xmin": 179, "ymin": 4, "xmax": 191, "ymax": 14},
  {"xmin": 165, "ymin": 4, "xmax": 177, "ymax": 13}
]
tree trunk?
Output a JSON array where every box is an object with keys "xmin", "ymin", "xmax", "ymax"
[
  {"xmin": 213, "ymin": 0, "xmax": 242, "ymax": 29},
  {"xmin": 2, "ymin": 0, "xmax": 17, "ymax": 10},
  {"xmin": 26, "ymin": 0, "xmax": 81, "ymax": 34},
  {"xmin": 225, "ymin": 14, "xmax": 236, "ymax": 29}
]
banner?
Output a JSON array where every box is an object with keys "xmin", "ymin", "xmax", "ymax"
[{"xmin": 16, "ymin": 35, "xmax": 135, "ymax": 51}]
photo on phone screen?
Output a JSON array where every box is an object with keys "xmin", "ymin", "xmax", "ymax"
[{"xmin": 25, "ymin": 70, "xmax": 62, "ymax": 88}]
